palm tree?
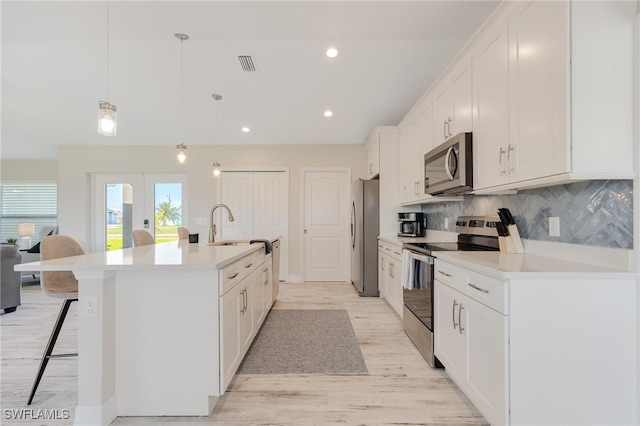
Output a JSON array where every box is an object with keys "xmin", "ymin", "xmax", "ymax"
[{"xmin": 155, "ymin": 195, "xmax": 181, "ymax": 226}]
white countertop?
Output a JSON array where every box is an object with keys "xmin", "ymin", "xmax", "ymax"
[
  {"xmin": 434, "ymin": 251, "xmax": 638, "ymax": 279},
  {"xmin": 15, "ymin": 240, "xmax": 266, "ymax": 272}
]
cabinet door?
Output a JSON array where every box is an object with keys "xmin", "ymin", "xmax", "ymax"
[
  {"xmin": 434, "ymin": 281, "xmax": 464, "ymax": 380},
  {"xmin": 407, "ymin": 100, "xmax": 434, "ymax": 202},
  {"xmin": 251, "ymin": 268, "xmax": 266, "ymax": 331},
  {"xmin": 260, "ymin": 261, "xmax": 273, "ymax": 317},
  {"xmin": 461, "ymin": 295, "xmax": 508, "ymax": 426},
  {"xmin": 451, "ymin": 59, "xmax": 472, "ymax": 137},
  {"xmin": 239, "ymin": 283, "xmax": 254, "ymax": 354},
  {"xmin": 378, "ymin": 251, "xmax": 386, "ymax": 295},
  {"xmin": 433, "ymin": 84, "xmax": 452, "ymax": 147},
  {"xmin": 473, "ymin": 20, "xmax": 510, "ymax": 190},
  {"xmin": 508, "ymin": 0, "xmax": 569, "ymax": 183},
  {"xmin": 220, "ymin": 283, "xmax": 242, "ymax": 392},
  {"xmin": 397, "ymin": 125, "xmax": 412, "ymax": 202},
  {"xmin": 366, "ymin": 131, "xmax": 380, "ymax": 179},
  {"xmin": 388, "ymin": 257, "xmax": 403, "ymax": 317}
]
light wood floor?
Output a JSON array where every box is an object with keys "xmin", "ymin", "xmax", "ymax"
[{"xmin": 1, "ymin": 280, "xmax": 486, "ymax": 425}]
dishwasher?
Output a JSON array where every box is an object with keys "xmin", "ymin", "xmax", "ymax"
[{"xmin": 271, "ymin": 239, "xmax": 281, "ymax": 300}]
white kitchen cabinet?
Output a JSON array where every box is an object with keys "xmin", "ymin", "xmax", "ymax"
[
  {"xmin": 365, "ymin": 129, "xmax": 380, "ymax": 179},
  {"xmin": 377, "ymin": 240, "xmax": 403, "ymax": 317},
  {"xmin": 219, "ymin": 252, "xmax": 273, "ymax": 394},
  {"xmin": 434, "ymin": 264, "xmax": 508, "ymax": 426},
  {"xmin": 433, "ymin": 57, "xmax": 472, "ymax": 147},
  {"xmin": 434, "ymin": 257, "xmax": 639, "ymax": 425},
  {"xmin": 472, "ymin": 17, "xmax": 510, "ymax": 190},
  {"xmin": 473, "ymin": 0, "xmax": 635, "ymax": 192},
  {"xmin": 398, "ymin": 99, "xmax": 435, "ymax": 205}
]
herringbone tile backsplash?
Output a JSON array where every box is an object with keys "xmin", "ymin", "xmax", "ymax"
[{"xmin": 421, "ymin": 180, "xmax": 634, "ymax": 249}]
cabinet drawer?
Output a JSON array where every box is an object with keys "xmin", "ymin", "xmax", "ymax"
[
  {"xmin": 465, "ymin": 269, "xmax": 508, "ymax": 315},
  {"xmin": 435, "ymin": 260, "xmax": 508, "ymax": 315},
  {"xmin": 219, "ymin": 249, "xmax": 263, "ymax": 296},
  {"xmin": 379, "ymin": 240, "xmax": 402, "ymax": 261}
]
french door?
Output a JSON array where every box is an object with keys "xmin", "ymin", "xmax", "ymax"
[{"xmin": 92, "ymin": 173, "xmax": 188, "ymax": 252}]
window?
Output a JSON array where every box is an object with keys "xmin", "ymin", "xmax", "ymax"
[{"xmin": 0, "ymin": 183, "xmax": 57, "ymax": 244}]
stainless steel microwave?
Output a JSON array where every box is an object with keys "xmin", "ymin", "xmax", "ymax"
[{"xmin": 424, "ymin": 132, "xmax": 473, "ymax": 195}]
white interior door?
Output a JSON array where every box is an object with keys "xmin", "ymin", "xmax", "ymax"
[
  {"xmin": 92, "ymin": 173, "xmax": 187, "ymax": 252},
  {"xmin": 303, "ymin": 169, "xmax": 350, "ymax": 282},
  {"xmin": 220, "ymin": 170, "xmax": 289, "ymax": 281}
]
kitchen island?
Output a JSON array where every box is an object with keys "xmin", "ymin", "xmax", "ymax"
[{"xmin": 15, "ymin": 239, "xmax": 277, "ymax": 426}]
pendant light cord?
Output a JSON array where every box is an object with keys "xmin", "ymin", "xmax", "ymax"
[
  {"xmin": 180, "ymin": 38, "xmax": 184, "ymax": 141},
  {"xmin": 106, "ymin": 0, "xmax": 110, "ymax": 101}
]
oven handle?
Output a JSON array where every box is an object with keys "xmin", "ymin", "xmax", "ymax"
[{"xmin": 406, "ymin": 250, "xmax": 434, "ymax": 265}]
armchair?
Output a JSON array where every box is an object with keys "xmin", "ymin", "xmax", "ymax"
[{"xmin": 1, "ymin": 243, "xmax": 22, "ymax": 312}]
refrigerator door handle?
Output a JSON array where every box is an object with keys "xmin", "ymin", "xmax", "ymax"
[{"xmin": 351, "ymin": 201, "xmax": 356, "ymax": 249}]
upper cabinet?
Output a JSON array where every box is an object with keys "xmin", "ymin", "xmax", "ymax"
[
  {"xmin": 472, "ymin": 19, "xmax": 511, "ymax": 189},
  {"xmin": 398, "ymin": 98, "xmax": 434, "ymax": 204},
  {"xmin": 473, "ymin": 0, "xmax": 635, "ymax": 192},
  {"xmin": 433, "ymin": 57, "xmax": 473, "ymax": 147},
  {"xmin": 365, "ymin": 128, "xmax": 381, "ymax": 179}
]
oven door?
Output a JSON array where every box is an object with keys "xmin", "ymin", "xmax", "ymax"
[{"xmin": 402, "ymin": 250, "xmax": 434, "ymax": 331}]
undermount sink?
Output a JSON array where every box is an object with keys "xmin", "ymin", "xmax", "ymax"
[{"xmin": 209, "ymin": 240, "xmax": 251, "ymax": 246}]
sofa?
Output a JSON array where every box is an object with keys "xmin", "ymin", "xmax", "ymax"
[{"xmin": 1, "ymin": 243, "xmax": 22, "ymax": 312}]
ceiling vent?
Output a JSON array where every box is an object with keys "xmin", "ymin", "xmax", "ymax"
[{"xmin": 238, "ymin": 54, "xmax": 257, "ymax": 72}]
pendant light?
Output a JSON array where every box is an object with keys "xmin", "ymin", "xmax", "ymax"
[
  {"xmin": 212, "ymin": 93, "xmax": 222, "ymax": 177},
  {"xmin": 98, "ymin": 0, "xmax": 117, "ymax": 136},
  {"xmin": 175, "ymin": 33, "xmax": 189, "ymax": 163}
]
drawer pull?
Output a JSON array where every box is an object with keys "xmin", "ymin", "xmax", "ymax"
[
  {"xmin": 452, "ymin": 300, "xmax": 458, "ymax": 330},
  {"xmin": 458, "ymin": 304, "xmax": 464, "ymax": 335},
  {"xmin": 228, "ymin": 272, "xmax": 239, "ymax": 279},
  {"xmin": 438, "ymin": 270, "xmax": 453, "ymax": 278},
  {"xmin": 245, "ymin": 263, "xmax": 253, "ymax": 269},
  {"xmin": 385, "ymin": 247, "xmax": 391, "ymax": 252},
  {"xmin": 393, "ymin": 251, "xmax": 401, "ymax": 256},
  {"xmin": 469, "ymin": 283, "xmax": 489, "ymax": 294}
]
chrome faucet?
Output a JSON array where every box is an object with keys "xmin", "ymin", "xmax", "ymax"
[{"xmin": 209, "ymin": 203, "xmax": 235, "ymax": 243}]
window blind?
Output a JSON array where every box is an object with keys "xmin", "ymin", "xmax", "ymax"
[{"xmin": 0, "ymin": 184, "xmax": 57, "ymax": 243}]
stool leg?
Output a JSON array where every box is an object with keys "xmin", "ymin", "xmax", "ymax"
[{"xmin": 27, "ymin": 298, "xmax": 77, "ymax": 405}]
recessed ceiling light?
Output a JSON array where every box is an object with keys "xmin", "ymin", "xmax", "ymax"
[
  {"xmin": 326, "ymin": 47, "xmax": 338, "ymax": 58},
  {"xmin": 241, "ymin": 126, "xmax": 250, "ymax": 133},
  {"xmin": 324, "ymin": 110, "xmax": 333, "ymax": 117}
]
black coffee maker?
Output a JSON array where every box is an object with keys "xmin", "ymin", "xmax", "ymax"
[{"xmin": 397, "ymin": 212, "xmax": 426, "ymax": 237}]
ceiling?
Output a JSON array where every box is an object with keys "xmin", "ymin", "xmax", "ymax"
[{"xmin": 1, "ymin": 1, "xmax": 500, "ymax": 160}]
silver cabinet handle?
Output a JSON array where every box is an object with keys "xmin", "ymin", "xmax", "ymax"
[
  {"xmin": 228, "ymin": 272, "xmax": 239, "ymax": 279},
  {"xmin": 508, "ymin": 144, "xmax": 515, "ymax": 172},
  {"xmin": 245, "ymin": 262, "xmax": 253, "ymax": 269},
  {"xmin": 458, "ymin": 304, "xmax": 464, "ymax": 335},
  {"xmin": 243, "ymin": 288, "xmax": 248, "ymax": 313},
  {"xmin": 443, "ymin": 119, "xmax": 448, "ymax": 140},
  {"xmin": 452, "ymin": 300, "xmax": 458, "ymax": 330},
  {"xmin": 264, "ymin": 269, "xmax": 269, "ymax": 285},
  {"xmin": 499, "ymin": 147, "xmax": 507, "ymax": 176},
  {"xmin": 393, "ymin": 251, "xmax": 401, "ymax": 256},
  {"xmin": 389, "ymin": 262, "xmax": 394, "ymax": 279},
  {"xmin": 240, "ymin": 289, "xmax": 245, "ymax": 314},
  {"xmin": 385, "ymin": 247, "xmax": 391, "ymax": 252},
  {"xmin": 469, "ymin": 283, "xmax": 489, "ymax": 294},
  {"xmin": 381, "ymin": 259, "xmax": 385, "ymax": 271},
  {"xmin": 438, "ymin": 270, "xmax": 452, "ymax": 278},
  {"xmin": 447, "ymin": 117, "xmax": 452, "ymax": 138}
]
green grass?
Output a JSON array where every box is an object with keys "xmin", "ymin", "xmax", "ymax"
[{"xmin": 106, "ymin": 224, "xmax": 180, "ymax": 251}]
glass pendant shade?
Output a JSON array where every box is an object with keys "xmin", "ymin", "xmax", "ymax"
[
  {"xmin": 98, "ymin": 100, "xmax": 117, "ymax": 136},
  {"xmin": 212, "ymin": 162, "xmax": 221, "ymax": 177},
  {"xmin": 177, "ymin": 143, "xmax": 187, "ymax": 163}
]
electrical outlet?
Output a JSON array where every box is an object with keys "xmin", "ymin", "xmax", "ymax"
[
  {"xmin": 444, "ymin": 217, "xmax": 449, "ymax": 229},
  {"xmin": 195, "ymin": 218, "xmax": 208, "ymax": 226},
  {"xmin": 83, "ymin": 296, "xmax": 98, "ymax": 319},
  {"xmin": 549, "ymin": 217, "xmax": 560, "ymax": 237}
]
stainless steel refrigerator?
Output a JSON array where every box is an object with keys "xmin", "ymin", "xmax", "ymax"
[{"xmin": 350, "ymin": 178, "xmax": 379, "ymax": 297}]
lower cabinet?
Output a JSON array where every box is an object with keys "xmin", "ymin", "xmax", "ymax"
[
  {"xmin": 378, "ymin": 240, "xmax": 403, "ymax": 317},
  {"xmin": 219, "ymin": 255, "xmax": 273, "ymax": 393},
  {"xmin": 434, "ymin": 280, "xmax": 507, "ymax": 425},
  {"xmin": 434, "ymin": 258, "xmax": 639, "ymax": 425}
]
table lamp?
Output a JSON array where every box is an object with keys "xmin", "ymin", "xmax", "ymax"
[{"xmin": 17, "ymin": 223, "xmax": 35, "ymax": 250}]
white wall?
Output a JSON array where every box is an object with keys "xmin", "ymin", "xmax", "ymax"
[
  {"xmin": 55, "ymin": 144, "xmax": 366, "ymax": 278},
  {"xmin": 0, "ymin": 159, "xmax": 58, "ymax": 182}
]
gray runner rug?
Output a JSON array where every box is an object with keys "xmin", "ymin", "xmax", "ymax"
[{"xmin": 237, "ymin": 309, "xmax": 368, "ymax": 374}]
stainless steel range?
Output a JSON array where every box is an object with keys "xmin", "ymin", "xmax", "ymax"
[{"xmin": 402, "ymin": 215, "xmax": 500, "ymax": 367}]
